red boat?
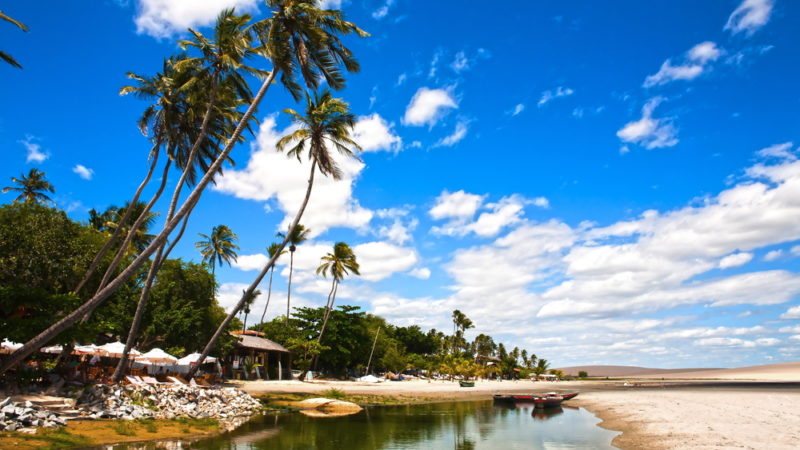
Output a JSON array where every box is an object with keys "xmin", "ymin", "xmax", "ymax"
[
  {"xmin": 544, "ymin": 391, "xmax": 579, "ymax": 401},
  {"xmin": 493, "ymin": 394, "xmax": 570, "ymax": 408},
  {"xmin": 533, "ymin": 395, "xmax": 564, "ymax": 408}
]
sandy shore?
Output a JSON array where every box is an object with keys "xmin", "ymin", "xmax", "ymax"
[{"xmin": 236, "ymin": 379, "xmax": 800, "ymax": 449}]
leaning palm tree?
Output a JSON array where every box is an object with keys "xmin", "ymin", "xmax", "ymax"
[
  {"xmin": 311, "ymin": 242, "xmax": 359, "ymax": 370},
  {"xmin": 276, "ymin": 224, "xmax": 309, "ymax": 324},
  {"xmin": 241, "ymin": 289, "xmax": 261, "ymax": 331},
  {"xmin": 187, "ymin": 90, "xmax": 361, "ymax": 377},
  {"xmin": 2, "ymin": 169, "xmax": 55, "ymax": 204},
  {"xmin": 259, "ymin": 242, "xmax": 286, "ymax": 323},
  {"xmin": 1, "ymin": 11, "xmax": 28, "ymax": 68},
  {"xmin": 196, "ymin": 225, "xmax": 240, "ymax": 276},
  {"xmin": 1, "ymin": 1, "xmax": 366, "ymax": 377}
]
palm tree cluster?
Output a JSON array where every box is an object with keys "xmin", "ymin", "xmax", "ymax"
[{"xmin": 0, "ymin": 0, "xmax": 369, "ymax": 377}]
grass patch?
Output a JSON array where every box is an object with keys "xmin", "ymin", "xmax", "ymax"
[
  {"xmin": 6, "ymin": 427, "xmax": 92, "ymax": 449},
  {"xmin": 110, "ymin": 421, "xmax": 137, "ymax": 436},
  {"xmin": 321, "ymin": 388, "xmax": 346, "ymax": 399},
  {"xmin": 135, "ymin": 418, "xmax": 159, "ymax": 433}
]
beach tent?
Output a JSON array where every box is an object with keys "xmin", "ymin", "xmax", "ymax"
[
  {"xmin": 177, "ymin": 352, "xmax": 217, "ymax": 365},
  {"xmin": 136, "ymin": 348, "xmax": 177, "ymax": 364},
  {"xmin": 0, "ymin": 339, "xmax": 22, "ymax": 354},
  {"xmin": 97, "ymin": 341, "xmax": 141, "ymax": 357},
  {"xmin": 74, "ymin": 344, "xmax": 102, "ymax": 355}
]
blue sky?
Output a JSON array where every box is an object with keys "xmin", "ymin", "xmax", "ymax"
[{"xmin": 2, "ymin": 0, "xmax": 799, "ymax": 368}]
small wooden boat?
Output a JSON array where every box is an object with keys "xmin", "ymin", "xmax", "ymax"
[
  {"xmin": 493, "ymin": 393, "xmax": 568, "ymax": 408},
  {"xmin": 459, "ymin": 381, "xmax": 475, "ymax": 387},
  {"xmin": 533, "ymin": 395, "xmax": 564, "ymax": 408},
  {"xmin": 493, "ymin": 394, "xmax": 537, "ymax": 402},
  {"xmin": 543, "ymin": 391, "xmax": 579, "ymax": 401}
]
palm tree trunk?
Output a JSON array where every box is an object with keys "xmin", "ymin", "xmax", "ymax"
[
  {"xmin": 0, "ymin": 70, "xmax": 277, "ymax": 376},
  {"xmin": 259, "ymin": 267, "xmax": 275, "ymax": 324},
  {"xmin": 187, "ymin": 159, "xmax": 317, "ymax": 378},
  {"xmin": 286, "ymin": 251, "xmax": 294, "ymax": 324},
  {"xmin": 309, "ymin": 279, "xmax": 338, "ymax": 374},
  {"xmin": 73, "ymin": 143, "xmax": 160, "ymax": 293}
]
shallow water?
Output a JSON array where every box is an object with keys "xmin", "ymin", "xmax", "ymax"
[{"xmin": 112, "ymin": 400, "xmax": 619, "ymax": 449}]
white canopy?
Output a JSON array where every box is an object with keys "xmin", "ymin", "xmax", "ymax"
[
  {"xmin": 136, "ymin": 348, "xmax": 177, "ymax": 364},
  {"xmin": 41, "ymin": 345, "xmax": 64, "ymax": 354},
  {"xmin": 177, "ymin": 352, "xmax": 217, "ymax": 365},
  {"xmin": 97, "ymin": 341, "xmax": 141, "ymax": 357},
  {"xmin": 74, "ymin": 344, "xmax": 101, "ymax": 355},
  {"xmin": 1, "ymin": 339, "xmax": 22, "ymax": 354}
]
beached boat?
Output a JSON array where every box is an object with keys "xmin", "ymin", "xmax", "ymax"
[
  {"xmin": 492, "ymin": 393, "xmax": 572, "ymax": 408},
  {"xmin": 460, "ymin": 381, "xmax": 475, "ymax": 387},
  {"xmin": 533, "ymin": 395, "xmax": 564, "ymax": 408},
  {"xmin": 493, "ymin": 394, "xmax": 537, "ymax": 402},
  {"xmin": 543, "ymin": 391, "xmax": 579, "ymax": 401}
]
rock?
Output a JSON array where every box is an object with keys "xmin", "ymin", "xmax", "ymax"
[
  {"xmin": 4, "ymin": 423, "xmax": 18, "ymax": 432},
  {"xmin": 0, "ymin": 397, "xmax": 11, "ymax": 408}
]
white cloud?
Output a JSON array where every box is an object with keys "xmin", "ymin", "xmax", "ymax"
[
  {"xmin": 781, "ymin": 306, "xmax": 800, "ymax": 320},
  {"xmin": 763, "ymin": 249, "xmax": 783, "ymax": 261},
  {"xmin": 644, "ymin": 42, "xmax": 720, "ymax": 87},
  {"xmin": 134, "ymin": 0, "xmax": 259, "ymax": 39},
  {"xmin": 429, "ymin": 190, "xmax": 484, "ymax": 220},
  {"xmin": 450, "ymin": 51, "xmax": 469, "ymax": 73},
  {"xmin": 395, "ymin": 73, "xmax": 407, "ymax": 86},
  {"xmin": 409, "ymin": 267, "xmax": 431, "ymax": 279},
  {"xmin": 352, "ymin": 114, "xmax": 402, "ymax": 153},
  {"xmin": 214, "ymin": 115, "xmax": 373, "ymax": 237},
  {"xmin": 19, "ymin": 136, "xmax": 48, "ymax": 163},
  {"xmin": 375, "ymin": 208, "xmax": 417, "ymax": 245},
  {"xmin": 757, "ymin": 142, "xmax": 796, "ymax": 161},
  {"xmin": 72, "ymin": 164, "xmax": 94, "ymax": 180},
  {"xmin": 725, "ymin": 0, "xmax": 774, "ymax": 36},
  {"xmin": 403, "ymin": 87, "xmax": 457, "ymax": 126},
  {"xmin": 433, "ymin": 121, "xmax": 469, "ymax": 148},
  {"xmin": 318, "ymin": 0, "xmax": 342, "ymax": 9},
  {"xmin": 232, "ymin": 253, "xmax": 268, "ymax": 272},
  {"xmin": 352, "ymin": 242, "xmax": 419, "ymax": 281},
  {"xmin": 792, "ymin": 246, "xmax": 800, "ymax": 257},
  {"xmin": 511, "ymin": 104, "xmax": 525, "ymax": 116},
  {"xmin": 616, "ymin": 97, "xmax": 678, "ymax": 150},
  {"xmin": 216, "ymin": 282, "xmax": 250, "ymax": 313},
  {"xmin": 538, "ymin": 86, "xmax": 574, "ymax": 107},
  {"xmin": 432, "ymin": 194, "xmax": 545, "ymax": 238},
  {"xmin": 719, "ymin": 252, "xmax": 753, "ymax": 269},
  {"xmin": 371, "ymin": 0, "xmax": 395, "ymax": 19}
]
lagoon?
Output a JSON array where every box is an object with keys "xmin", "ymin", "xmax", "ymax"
[{"xmin": 113, "ymin": 400, "xmax": 618, "ymax": 449}]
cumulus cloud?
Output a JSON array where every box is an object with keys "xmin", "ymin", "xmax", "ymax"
[
  {"xmin": 403, "ymin": 87, "xmax": 458, "ymax": 126},
  {"xmin": 719, "ymin": 252, "xmax": 753, "ymax": 269},
  {"xmin": 616, "ymin": 97, "xmax": 678, "ymax": 150},
  {"xmin": 232, "ymin": 253, "xmax": 268, "ymax": 272},
  {"xmin": 757, "ymin": 142, "xmax": 796, "ymax": 161},
  {"xmin": 644, "ymin": 42, "xmax": 721, "ymax": 87},
  {"xmin": 409, "ymin": 267, "xmax": 431, "ymax": 279},
  {"xmin": 781, "ymin": 306, "xmax": 800, "ymax": 320},
  {"xmin": 725, "ymin": 0, "xmax": 774, "ymax": 36},
  {"xmin": 433, "ymin": 121, "xmax": 469, "ymax": 147},
  {"xmin": 72, "ymin": 165, "xmax": 94, "ymax": 180},
  {"xmin": 214, "ymin": 115, "xmax": 373, "ymax": 237},
  {"xmin": 429, "ymin": 190, "xmax": 485, "ymax": 220},
  {"xmin": 134, "ymin": 0, "xmax": 259, "ymax": 38},
  {"xmin": 352, "ymin": 242, "xmax": 419, "ymax": 281},
  {"xmin": 375, "ymin": 208, "xmax": 418, "ymax": 245},
  {"xmin": 432, "ymin": 194, "xmax": 549, "ymax": 238},
  {"xmin": 763, "ymin": 249, "xmax": 783, "ymax": 261},
  {"xmin": 19, "ymin": 136, "xmax": 48, "ymax": 163},
  {"xmin": 352, "ymin": 114, "xmax": 402, "ymax": 153},
  {"xmin": 538, "ymin": 86, "xmax": 574, "ymax": 107}
]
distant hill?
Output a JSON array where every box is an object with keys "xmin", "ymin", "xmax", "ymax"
[
  {"xmin": 556, "ymin": 365, "xmax": 719, "ymax": 377},
  {"xmin": 557, "ymin": 362, "xmax": 800, "ymax": 381}
]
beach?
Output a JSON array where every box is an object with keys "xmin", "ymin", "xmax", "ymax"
[{"xmin": 237, "ymin": 376, "xmax": 800, "ymax": 449}]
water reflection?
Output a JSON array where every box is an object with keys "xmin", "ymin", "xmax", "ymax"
[{"xmin": 110, "ymin": 400, "xmax": 618, "ymax": 449}]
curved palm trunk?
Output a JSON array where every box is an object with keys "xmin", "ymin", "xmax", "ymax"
[
  {"xmin": 309, "ymin": 279, "xmax": 338, "ymax": 374},
  {"xmin": 74, "ymin": 143, "xmax": 161, "ymax": 293},
  {"xmin": 259, "ymin": 267, "xmax": 275, "ymax": 324},
  {"xmin": 286, "ymin": 251, "xmax": 295, "ymax": 324},
  {"xmin": 0, "ymin": 71, "xmax": 277, "ymax": 376},
  {"xmin": 187, "ymin": 159, "xmax": 317, "ymax": 378}
]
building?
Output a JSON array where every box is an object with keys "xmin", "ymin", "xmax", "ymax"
[{"xmin": 224, "ymin": 331, "xmax": 291, "ymax": 380}]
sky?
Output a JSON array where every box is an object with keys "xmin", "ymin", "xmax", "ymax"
[{"xmin": 2, "ymin": 0, "xmax": 799, "ymax": 368}]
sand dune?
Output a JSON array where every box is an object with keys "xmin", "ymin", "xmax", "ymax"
[{"xmin": 559, "ymin": 362, "xmax": 800, "ymax": 381}]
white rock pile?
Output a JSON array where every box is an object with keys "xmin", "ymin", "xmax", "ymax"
[
  {"xmin": 0, "ymin": 397, "xmax": 68, "ymax": 432},
  {"xmin": 77, "ymin": 384, "xmax": 262, "ymax": 429}
]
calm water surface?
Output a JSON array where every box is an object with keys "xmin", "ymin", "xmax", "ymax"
[{"xmin": 115, "ymin": 400, "xmax": 618, "ymax": 449}]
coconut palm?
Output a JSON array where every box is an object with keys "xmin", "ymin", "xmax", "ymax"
[
  {"xmin": 1, "ymin": 11, "xmax": 28, "ymax": 69},
  {"xmin": 315, "ymin": 242, "xmax": 359, "ymax": 344},
  {"xmin": 259, "ymin": 242, "xmax": 286, "ymax": 323},
  {"xmin": 187, "ymin": 90, "xmax": 361, "ymax": 377},
  {"xmin": 241, "ymin": 289, "xmax": 261, "ymax": 331},
  {"xmin": 196, "ymin": 225, "xmax": 240, "ymax": 276},
  {"xmin": 2, "ymin": 169, "xmax": 55, "ymax": 204},
  {"xmin": 2, "ymin": 1, "xmax": 366, "ymax": 376},
  {"xmin": 276, "ymin": 223, "xmax": 309, "ymax": 323}
]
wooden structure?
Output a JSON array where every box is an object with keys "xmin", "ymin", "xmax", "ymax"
[{"xmin": 225, "ymin": 331, "xmax": 291, "ymax": 380}]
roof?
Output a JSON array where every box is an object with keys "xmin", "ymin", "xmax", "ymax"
[{"xmin": 230, "ymin": 333, "xmax": 289, "ymax": 352}]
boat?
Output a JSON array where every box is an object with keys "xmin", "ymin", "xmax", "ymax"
[
  {"xmin": 493, "ymin": 394, "xmax": 537, "ymax": 402},
  {"xmin": 492, "ymin": 393, "xmax": 570, "ymax": 408},
  {"xmin": 543, "ymin": 391, "xmax": 579, "ymax": 401},
  {"xmin": 459, "ymin": 381, "xmax": 475, "ymax": 387},
  {"xmin": 533, "ymin": 395, "xmax": 564, "ymax": 408}
]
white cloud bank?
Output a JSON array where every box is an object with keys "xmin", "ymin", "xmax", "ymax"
[
  {"xmin": 430, "ymin": 192, "xmax": 550, "ymax": 238},
  {"xmin": 403, "ymin": 88, "xmax": 457, "ymax": 126},
  {"xmin": 617, "ymin": 97, "xmax": 678, "ymax": 150},
  {"xmin": 134, "ymin": 0, "xmax": 259, "ymax": 38},
  {"xmin": 352, "ymin": 114, "xmax": 402, "ymax": 153}
]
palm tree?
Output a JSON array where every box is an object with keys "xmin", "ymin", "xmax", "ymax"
[
  {"xmin": 1, "ymin": 11, "xmax": 28, "ymax": 69},
  {"xmin": 276, "ymin": 224, "xmax": 309, "ymax": 323},
  {"xmin": 1, "ymin": 1, "xmax": 366, "ymax": 377},
  {"xmin": 259, "ymin": 242, "xmax": 286, "ymax": 323},
  {"xmin": 2, "ymin": 169, "xmax": 55, "ymax": 204},
  {"xmin": 241, "ymin": 289, "xmax": 261, "ymax": 331},
  {"xmin": 309, "ymin": 242, "xmax": 358, "ymax": 373},
  {"xmin": 196, "ymin": 225, "xmax": 240, "ymax": 276},
  {"xmin": 187, "ymin": 90, "xmax": 361, "ymax": 377}
]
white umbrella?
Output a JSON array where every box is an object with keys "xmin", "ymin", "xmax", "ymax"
[
  {"xmin": 41, "ymin": 345, "xmax": 64, "ymax": 354},
  {"xmin": 136, "ymin": 348, "xmax": 177, "ymax": 364},
  {"xmin": 1, "ymin": 339, "xmax": 22, "ymax": 354},
  {"xmin": 177, "ymin": 352, "xmax": 217, "ymax": 365},
  {"xmin": 74, "ymin": 344, "xmax": 102, "ymax": 355},
  {"xmin": 97, "ymin": 341, "xmax": 141, "ymax": 357}
]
